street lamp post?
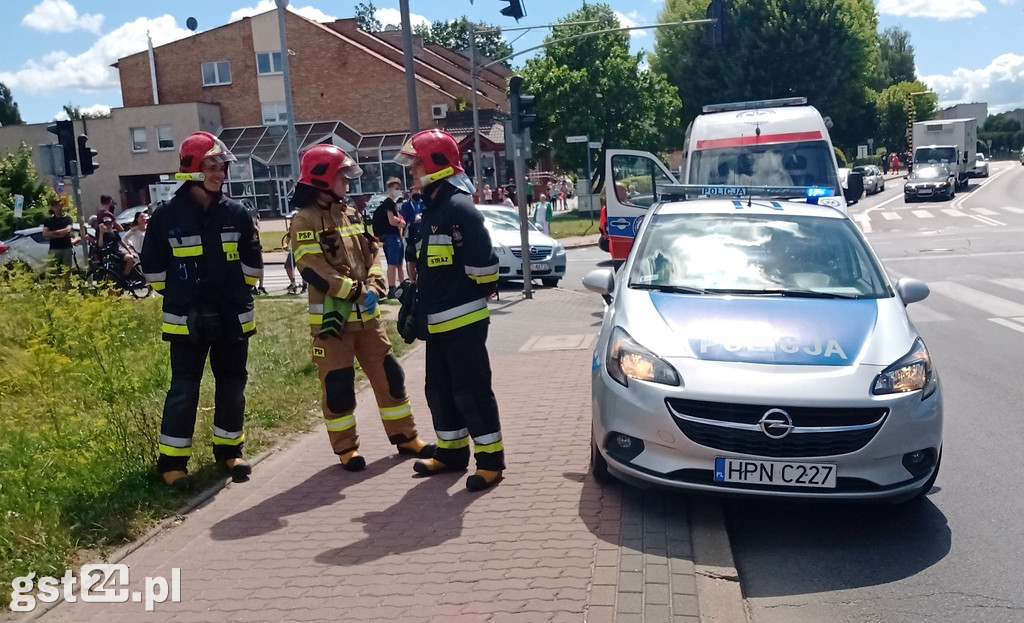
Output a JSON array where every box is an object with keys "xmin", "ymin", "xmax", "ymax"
[
  {"xmin": 275, "ymin": 0, "xmax": 300, "ymax": 210},
  {"xmin": 400, "ymin": 0, "xmax": 419, "ymax": 133}
]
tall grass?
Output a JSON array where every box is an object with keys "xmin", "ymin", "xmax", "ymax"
[{"xmin": 0, "ymin": 272, "xmax": 408, "ymax": 607}]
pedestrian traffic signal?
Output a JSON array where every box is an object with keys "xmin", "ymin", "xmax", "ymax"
[
  {"xmin": 509, "ymin": 75, "xmax": 537, "ymax": 135},
  {"xmin": 77, "ymin": 135, "xmax": 98, "ymax": 176},
  {"xmin": 706, "ymin": 0, "xmax": 727, "ymax": 48},
  {"xmin": 500, "ymin": 0, "xmax": 525, "ymax": 22},
  {"xmin": 46, "ymin": 119, "xmax": 75, "ymax": 175}
]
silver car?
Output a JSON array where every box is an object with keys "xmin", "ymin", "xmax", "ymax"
[
  {"xmin": 971, "ymin": 154, "xmax": 989, "ymax": 178},
  {"xmin": 853, "ymin": 164, "xmax": 885, "ymax": 194},
  {"xmin": 584, "ymin": 192, "xmax": 942, "ymax": 502},
  {"xmin": 478, "ymin": 205, "xmax": 566, "ymax": 287},
  {"xmin": 0, "ymin": 224, "xmax": 89, "ymax": 274}
]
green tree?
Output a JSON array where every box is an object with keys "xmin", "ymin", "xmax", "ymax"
[
  {"xmin": 0, "ymin": 82, "xmax": 23, "ymax": 126},
  {"xmin": 874, "ymin": 81, "xmax": 938, "ymax": 154},
  {"xmin": 0, "ymin": 143, "xmax": 62, "ymax": 238},
  {"xmin": 872, "ymin": 26, "xmax": 916, "ymax": 91},
  {"xmin": 521, "ymin": 3, "xmax": 680, "ymax": 191},
  {"xmin": 421, "ymin": 17, "xmax": 513, "ymax": 68},
  {"xmin": 652, "ymin": 0, "xmax": 878, "ymax": 141},
  {"xmin": 354, "ymin": 1, "xmax": 381, "ymax": 32}
]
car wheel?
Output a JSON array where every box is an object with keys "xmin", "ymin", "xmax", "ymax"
[
  {"xmin": 590, "ymin": 433, "xmax": 612, "ymax": 483},
  {"xmin": 598, "ymin": 235, "xmax": 609, "ymax": 253},
  {"xmin": 541, "ymin": 277, "xmax": 560, "ymax": 288}
]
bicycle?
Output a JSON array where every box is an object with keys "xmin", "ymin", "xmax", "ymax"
[{"xmin": 85, "ymin": 248, "xmax": 152, "ymax": 299}]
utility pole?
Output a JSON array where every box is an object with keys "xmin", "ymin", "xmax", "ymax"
[
  {"xmin": 276, "ymin": 0, "xmax": 300, "ymax": 210},
  {"xmin": 400, "ymin": 0, "xmax": 419, "ymax": 133},
  {"xmin": 469, "ymin": 23, "xmax": 482, "ymax": 192}
]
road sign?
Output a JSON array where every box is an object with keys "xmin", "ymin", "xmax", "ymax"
[
  {"xmin": 588, "ymin": 141, "xmax": 602, "ymax": 149},
  {"xmin": 14, "ymin": 194, "xmax": 24, "ymax": 218},
  {"xmin": 565, "ymin": 135, "xmax": 587, "ymax": 143}
]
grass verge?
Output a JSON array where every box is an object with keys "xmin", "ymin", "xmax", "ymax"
[
  {"xmin": 549, "ymin": 208, "xmax": 600, "ymax": 239},
  {"xmin": 0, "ymin": 271, "xmax": 409, "ymax": 607}
]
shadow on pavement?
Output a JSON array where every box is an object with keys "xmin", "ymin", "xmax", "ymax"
[
  {"xmin": 725, "ymin": 492, "xmax": 951, "ymax": 597},
  {"xmin": 208, "ymin": 459, "xmax": 398, "ymax": 540},
  {"xmin": 314, "ymin": 474, "xmax": 483, "ymax": 566}
]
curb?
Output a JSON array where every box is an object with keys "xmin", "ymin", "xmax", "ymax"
[{"xmin": 691, "ymin": 499, "xmax": 749, "ymax": 623}]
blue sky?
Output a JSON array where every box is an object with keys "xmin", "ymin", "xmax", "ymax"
[{"xmin": 1, "ymin": 0, "xmax": 1022, "ymax": 125}]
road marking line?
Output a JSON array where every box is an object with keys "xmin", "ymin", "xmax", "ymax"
[
  {"xmin": 990, "ymin": 278, "xmax": 1024, "ymax": 292},
  {"xmin": 969, "ymin": 214, "xmax": 1004, "ymax": 226},
  {"xmin": 912, "ymin": 210, "xmax": 934, "ymax": 218},
  {"xmin": 906, "ymin": 304, "xmax": 952, "ymax": 322},
  {"xmin": 941, "ymin": 208, "xmax": 967, "ymax": 217},
  {"xmin": 989, "ymin": 318, "xmax": 1024, "ymax": 335},
  {"xmin": 928, "ymin": 281, "xmax": 1024, "ymax": 317},
  {"xmin": 882, "ymin": 212, "xmax": 902, "ymax": 220},
  {"xmin": 1002, "ymin": 206, "xmax": 1024, "ymax": 214},
  {"xmin": 972, "ymin": 207, "xmax": 999, "ymax": 216}
]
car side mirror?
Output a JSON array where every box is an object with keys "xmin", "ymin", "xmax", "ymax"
[
  {"xmin": 843, "ymin": 171, "xmax": 864, "ymax": 205},
  {"xmin": 895, "ymin": 277, "xmax": 930, "ymax": 305},
  {"xmin": 583, "ymin": 268, "xmax": 616, "ymax": 297}
]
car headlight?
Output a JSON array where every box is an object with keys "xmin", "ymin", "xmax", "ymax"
[
  {"xmin": 492, "ymin": 245, "xmax": 506, "ymax": 256},
  {"xmin": 606, "ymin": 326, "xmax": 680, "ymax": 387},
  {"xmin": 872, "ymin": 337, "xmax": 937, "ymax": 399},
  {"xmin": 553, "ymin": 241, "xmax": 565, "ymax": 255}
]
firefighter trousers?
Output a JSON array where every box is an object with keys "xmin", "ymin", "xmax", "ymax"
[
  {"xmin": 313, "ymin": 317, "xmax": 418, "ymax": 456},
  {"xmin": 157, "ymin": 337, "xmax": 248, "ymax": 473},
  {"xmin": 424, "ymin": 322, "xmax": 505, "ymax": 472}
]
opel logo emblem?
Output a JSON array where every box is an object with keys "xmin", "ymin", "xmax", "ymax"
[
  {"xmin": 530, "ymin": 246, "xmax": 538, "ymax": 255},
  {"xmin": 759, "ymin": 408, "xmax": 794, "ymax": 439}
]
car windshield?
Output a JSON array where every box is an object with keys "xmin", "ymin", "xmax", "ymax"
[
  {"xmin": 853, "ymin": 166, "xmax": 874, "ymax": 175},
  {"xmin": 915, "ymin": 147, "xmax": 956, "ymax": 165},
  {"xmin": 480, "ymin": 209, "xmax": 523, "ymax": 232},
  {"xmin": 911, "ymin": 165, "xmax": 947, "ymax": 180},
  {"xmin": 688, "ymin": 140, "xmax": 840, "ymax": 192},
  {"xmin": 628, "ymin": 212, "xmax": 890, "ymax": 298}
]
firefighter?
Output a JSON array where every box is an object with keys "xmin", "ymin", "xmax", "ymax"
[
  {"xmin": 289, "ymin": 144, "xmax": 435, "ymax": 471},
  {"xmin": 140, "ymin": 131, "xmax": 263, "ymax": 490},
  {"xmin": 393, "ymin": 130, "xmax": 505, "ymax": 491}
]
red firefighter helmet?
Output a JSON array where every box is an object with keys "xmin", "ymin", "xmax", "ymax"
[
  {"xmin": 395, "ymin": 130, "xmax": 465, "ymax": 182},
  {"xmin": 178, "ymin": 131, "xmax": 235, "ymax": 175},
  {"xmin": 297, "ymin": 144, "xmax": 363, "ymax": 190}
]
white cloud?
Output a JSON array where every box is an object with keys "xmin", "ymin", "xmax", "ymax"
[
  {"xmin": 921, "ymin": 53, "xmax": 1024, "ymax": 113},
  {"xmin": 615, "ymin": 10, "xmax": 648, "ymax": 37},
  {"xmin": 0, "ymin": 15, "xmax": 191, "ymax": 95},
  {"xmin": 22, "ymin": 0, "xmax": 104, "ymax": 34},
  {"xmin": 375, "ymin": 8, "xmax": 432, "ymax": 30},
  {"xmin": 51, "ymin": 103, "xmax": 111, "ymax": 122},
  {"xmin": 876, "ymin": 0, "xmax": 985, "ymax": 20},
  {"xmin": 229, "ymin": 1, "xmax": 337, "ymax": 23}
]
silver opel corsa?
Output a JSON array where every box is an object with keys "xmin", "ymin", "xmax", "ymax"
[{"xmin": 584, "ymin": 189, "xmax": 942, "ymax": 502}]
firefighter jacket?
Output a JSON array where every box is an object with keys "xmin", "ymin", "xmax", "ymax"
[
  {"xmin": 290, "ymin": 200, "xmax": 385, "ymax": 336},
  {"xmin": 141, "ymin": 186, "xmax": 263, "ymax": 342},
  {"xmin": 415, "ymin": 181, "xmax": 500, "ymax": 336}
]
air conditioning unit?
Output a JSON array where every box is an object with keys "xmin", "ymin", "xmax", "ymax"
[{"xmin": 431, "ymin": 103, "xmax": 449, "ymax": 120}]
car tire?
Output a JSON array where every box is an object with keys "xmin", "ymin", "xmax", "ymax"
[
  {"xmin": 590, "ymin": 434, "xmax": 612, "ymax": 484},
  {"xmin": 598, "ymin": 235, "xmax": 609, "ymax": 253},
  {"xmin": 541, "ymin": 277, "xmax": 560, "ymax": 288}
]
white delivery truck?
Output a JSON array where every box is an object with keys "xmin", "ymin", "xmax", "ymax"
[
  {"xmin": 682, "ymin": 97, "xmax": 859, "ymax": 203},
  {"xmin": 911, "ymin": 118, "xmax": 978, "ymax": 190}
]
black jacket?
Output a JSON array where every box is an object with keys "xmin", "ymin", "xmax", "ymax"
[
  {"xmin": 141, "ymin": 186, "xmax": 263, "ymax": 341},
  {"xmin": 415, "ymin": 182, "xmax": 499, "ymax": 337}
]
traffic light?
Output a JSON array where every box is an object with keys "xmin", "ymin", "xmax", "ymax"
[
  {"xmin": 508, "ymin": 75, "xmax": 537, "ymax": 135},
  {"xmin": 46, "ymin": 119, "xmax": 75, "ymax": 175},
  {"xmin": 706, "ymin": 0, "xmax": 727, "ymax": 48},
  {"xmin": 77, "ymin": 135, "xmax": 98, "ymax": 175},
  {"xmin": 500, "ymin": 0, "xmax": 525, "ymax": 22}
]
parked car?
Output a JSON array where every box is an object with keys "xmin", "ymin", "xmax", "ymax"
[
  {"xmin": 904, "ymin": 164, "xmax": 957, "ymax": 201},
  {"xmin": 0, "ymin": 224, "xmax": 88, "ymax": 274},
  {"xmin": 583, "ymin": 189, "xmax": 942, "ymax": 502},
  {"xmin": 970, "ymin": 153, "xmax": 990, "ymax": 178},
  {"xmin": 478, "ymin": 205, "xmax": 566, "ymax": 287},
  {"xmin": 852, "ymin": 164, "xmax": 885, "ymax": 194}
]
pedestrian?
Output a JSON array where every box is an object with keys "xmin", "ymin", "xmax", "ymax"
[
  {"xmin": 140, "ymin": 131, "xmax": 263, "ymax": 491},
  {"xmin": 41, "ymin": 195, "xmax": 77, "ymax": 273},
  {"xmin": 891, "ymin": 152, "xmax": 900, "ymax": 176},
  {"xmin": 482, "ymin": 183, "xmax": 493, "ymax": 204},
  {"xmin": 122, "ymin": 210, "xmax": 148, "ymax": 258},
  {"xmin": 401, "ymin": 191, "xmax": 425, "ymax": 282},
  {"xmin": 96, "ymin": 213, "xmax": 138, "ymax": 276},
  {"xmin": 289, "ymin": 144, "xmax": 435, "ymax": 471},
  {"xmin": 880, "ymin": 150, "xmax": 889, "ymax": 175},
  {"xmin": 525, "ymin": 178, "xmax": 534, "ymax": 210},
  {"xmin": 96, "ymin": 195, "xmax": 125, "ymax": 232},
  {"xmin": 395, "ymin": 129, "xmax": 505, "ymax": 491},
  {"xmin": 532, "ymin": 193, "xmax": 552, "ymax": 235},
  {"xmin": 372, "ymin": 177, "xmax": 406, "ymax": 298},
  {"xmin": 500, "ymin": 188, "xmax": 514, "ymax": 208},
  {"xmin": 280, "ymin": 215, "xmax": 305, "ymax": 295}
]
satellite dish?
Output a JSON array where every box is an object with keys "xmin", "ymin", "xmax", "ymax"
[
  {"xmin": 186, "ymin": 17, "xmax": 198, "ymax": 32},
  {"xmin": 383, "ymin": 24, "xmax": 399, "ymax": 31}
]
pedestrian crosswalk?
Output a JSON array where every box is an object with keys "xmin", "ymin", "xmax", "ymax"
[
  {"xmin": 907, "ymin": 277, "xmax": 1024, "ymax": 335},
  {"xmin": 870, "ymin": 206, "xmax": 1023, "ymax": 221}
]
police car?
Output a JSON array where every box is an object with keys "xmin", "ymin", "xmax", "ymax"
[{"xmin": 584, "ymin": 185, "xmax": 942, "ymax": 502}]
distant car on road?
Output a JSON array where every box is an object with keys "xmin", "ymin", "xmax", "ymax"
[
  {"xmin": 0, "ymin": 224, "xmax": 88, "ymax": 274},
  {"xmin": 853, "ymin": 164, "xmax": 885, "ymax": 194},
  {"xmin": 583, "ymin": 186, "xmax": 942, "ymax": 503},
  {"xmin": 970, "ymin": 154, "xmax": 990, "ymax": 178},
  {"xmin": 478, "ymin": 204, "xmax": 566, "ymax": 287},
  {"xmin": 904, "ymin": 164, "xmax": 957, "ymax": 202}
]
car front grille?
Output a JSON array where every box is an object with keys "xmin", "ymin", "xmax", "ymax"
[
  {"xmin": 511, "ymin": 246, "xmax": 551, "ymax": 261},
  {"xmin": 666, "ymin": 398, "xmax": 888, "ymax": 458}
]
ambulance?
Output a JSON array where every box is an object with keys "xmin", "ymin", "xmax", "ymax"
[{"xmin": 603, "ymin": 97, "xmax": 861, "ymax": 265}]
